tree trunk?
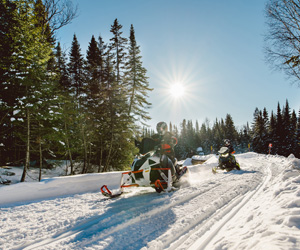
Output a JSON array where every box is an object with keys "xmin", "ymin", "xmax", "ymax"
[
  {"xmin": 81, "ymin": 125, "xmax": 88, "ymax": 174},
  {"xmin": 64, "ymin": 120, "xmax": 74, "ymax": 175},
  {"xmin": 38, "ymin": 137, "xmax": 42, "ymax": 182},
  {"xmin": 98, "ymin": 138, "xmax": 103, "ymax": 173},
  {"xmin": 20, "ymin": 109, "xmax": 30, "ymax": 182},
  {"xmin": 103, "ymin": 136, "xmax": 113, "ymax": 172}
]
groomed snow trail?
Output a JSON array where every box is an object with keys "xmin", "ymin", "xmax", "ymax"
[{"xmin": 1, "ymin": 153, "xmax": 300, "ymax": 250}]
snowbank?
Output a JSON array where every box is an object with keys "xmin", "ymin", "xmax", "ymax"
[{"xmin": 0, "ymin": 171, "xmax": 122, "ymax": 205}]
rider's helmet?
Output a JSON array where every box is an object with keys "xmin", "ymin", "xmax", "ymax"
[
  {"xmin": 156, "ymin": 121, "xmax": 168, "ymax": 135},
  {"xmin": 224, "ymin": 139, "xmax": 231, "ymax": 147}
]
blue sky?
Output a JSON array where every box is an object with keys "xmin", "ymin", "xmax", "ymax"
[{"xmin": 56, "ymin": 0, "xmax": 300, "ymax": 131}]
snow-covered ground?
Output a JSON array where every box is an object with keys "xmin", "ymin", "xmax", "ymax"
[{"xmin": 1, "ymin": 153, "xmax": 300, "ymax": 250}]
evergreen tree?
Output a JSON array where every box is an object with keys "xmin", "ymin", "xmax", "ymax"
[
  {"xmin": 290, "ymin": 109, "xmax": 297, "ymax": 155},
  {"xmin": 296, "ymin": 109, "xmax": 300, "ymax": 157},
  {"xmin": 8, "ymin": 0, "xmax": 55, "ymax": 181},
  {"xmin": 109, "ymin": 18, "xmax": 128, "ymax": 85},
  {"xmin": 275, "ymin": 102, "xmax": 283, "ymax": 154},
  {"xmin": 252, "ymin": 109, "xmax": 269, "ymax": 153},
  {"xmin": 269, "ymin": 111, "xmax": 277, "ymax": 153},
  {"xmin": 68, "ymin": 34, "xmax": 85, "ymax": 100},
  {"xmin": 125, "ymin": 24, "xmax": 152, "ymax": 126},
  {"xmin": 176, "ymin": 119, "xmax": 188, "ymax": 158},
  {"xmin": 224, "ymin": 114, "xmax": 238, "ymax": 145},
  {"xmin": 282, "ymin": 100, "xmax": 292, "ymax": 156},
  {"xmin": 54, "ymin": 42, "xmax": 70, "ymax": 91},
  {"xmin": 239, "ymin": 123, "xmax": 251, "ymax": 153},
  {"xmin": 0, "ymin": 0, "xmax": 19, "ymax": 164},
  {"xmin": 199, "ymin": 121, "xmax": 210, "ymax": 154},
  {"xmin": 212, "ymin": 119, "xmax": 224, "ymax": 151},
  {"xmin": 86, "ymin": 35, "xmax": 100, "ymax": 100}
]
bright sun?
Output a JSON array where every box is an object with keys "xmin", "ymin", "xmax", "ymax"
[{"xmin": 169, "ymin": 83, "xmax": 185, "ymax": 98}]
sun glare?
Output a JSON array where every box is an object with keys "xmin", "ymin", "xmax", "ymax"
[{"xmin": 169, "ymin": 83, "xmax": 185, "ymax": 98}]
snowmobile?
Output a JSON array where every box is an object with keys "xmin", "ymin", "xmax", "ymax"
[
  {"xmin": 212, "ymin": 146, "xmax": 241, "ymax": 174},
  {"xmin": 101, "ymin": 138, "xmax": 189, "ymax": 198}
]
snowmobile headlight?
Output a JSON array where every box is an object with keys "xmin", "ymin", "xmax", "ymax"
[{"xmin": 221, "ymin": 153, "xmax": 229, "ymax": 158}]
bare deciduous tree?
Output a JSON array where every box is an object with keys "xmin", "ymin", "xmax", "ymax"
[
  {"xmin": 265, "ymin": 0, "xmax": 300, "ymax": 86},
  {"xmin": 43, "ymin": 0, "xmax": 78, "ymax": 34}
]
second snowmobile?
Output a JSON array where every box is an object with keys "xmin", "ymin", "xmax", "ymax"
[{"xmin": 212, "ymin": 146, "xmax": 241, "ymax": 174}]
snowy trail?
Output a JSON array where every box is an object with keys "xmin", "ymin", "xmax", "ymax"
[
  {"xmin": 14, "ymin": 155, "xmax": 264, "ymax": 250},
  {"xmin": 1, "ymin": 153, "xmax": 300, "ymax": 250},
  {"xmin": 186, "ymin": 156, "xmax": 272, "ymax": 249}
]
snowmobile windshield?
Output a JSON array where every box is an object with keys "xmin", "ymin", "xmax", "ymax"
[{"xmin": 220, "ymin": 153, "xmax": 229, "ymax": 158}]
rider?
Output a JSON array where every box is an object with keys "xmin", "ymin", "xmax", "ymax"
[
  {"xmin": 152, "ymin": 122, "xmax": 177, "ymax": 162},
  {"xmin": 224, "ymin": 139, "xmax": 235, "ymax": 154},
  {"xmin": 152, "ymin": 122, "xmax": 181, "ymax": 176}
]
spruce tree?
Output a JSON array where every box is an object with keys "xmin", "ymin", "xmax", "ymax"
[
  {"xmin": 0, "ymin": 0, "xmax": 19, "ymax": 164},
  {"xmin": 68, "ymin": 34, "xmax": 85, "ymax": 100},
  {"xmin": 275, "ymin": 103, "xmax": 283, "ymax": 154},
  {"xmin": 86, "ymin": 35, "xmax": 100, "ymax": 100},
  {"xmin": 290, "ymin": 109, "xmax": 297, "ymax": 155},
  {"xmin": 54, "ymin": 42, "xmax": 70, "ymax": 91},
  {"xmin": 281, "ymin": 100, "xmax": 289, "ymax": 155},
  {"xmin": 109, "ymin": 18, "xmax": 128, "ymax": 85},
  {"xmin": 125, "ymin": 24, "xmax": 152, "ymax": 126},
  {"xmin": 224, "ymin": 114, "xmax": 237, "ymax": 144},
  {"xmin": 269, "ymin": 111, "xmax": 277, "ymax": 154},
  {"xmin": 296, "ymin": 109, "xmax": 300, "ymax": 158}
]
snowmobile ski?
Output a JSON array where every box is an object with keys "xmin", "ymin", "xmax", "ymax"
[
  {"xmin": 177, "ymin": 166, "xmax": 188, "ymax": 178},
  {"xmin": 100, "ymin": 185, "xmax": 123, "ymax": 198},
  {"xmin": 212, "ymin": 167, "xmax": 228, "ymax": 174}
]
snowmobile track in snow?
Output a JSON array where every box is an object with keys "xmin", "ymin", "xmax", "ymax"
[
  {"xmin": 171, "ymin": 162, "xmax": 271, "ymax": 250},
  {"xmin": 20, "ymin": 177, "xmax": 231, "ymax": 250}
]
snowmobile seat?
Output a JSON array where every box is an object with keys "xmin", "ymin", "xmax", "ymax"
[{"xmin": 136, "ymin": 138, "xmax": 159, "ymax": 154}]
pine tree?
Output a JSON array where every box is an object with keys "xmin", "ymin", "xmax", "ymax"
[
  {"xmin": 0, "ymin": 0, "xmax": 19, "ymax": 164},
  {"xmin": 125, "ymin": 24, "xmax": 152, "ymax": 126},
  {"xmin": 212, "ymin": 119, "xmax": 224, "ymax": 151},
  {"xmin": 282, "ymin": 100, "xmax": 292, "ymax": 156},
  {"xmin": 290, "ymin": 109, "xmax": 297, "ymax": 155},
  {"xmin": 86, "ymin": 35, "xmax": 100, "ymax": 100},
  {"xmin": 68, "ymin": 34, "xmax": 85, "ymax": 100},
  {"xmin": 296, "ymin": 109, "xmax": 300, "ymax": 158},
  {"xmin": 269, "ymin": 111, "xmax": 277, "ymax": 154},
  {"xmin": 109, "ymin": 18, "xmax": 128, "ymax": 85},
  {"xmin": 224, "ymin": 114, "xmax": 238, "ymax": 144},
  {"xmin": 54, "ymin": 42, "xmax": 70, "ymax": 91},
  {"xmin": 274, "ymin": 102, "xmax": 283, "ymax": 154},
  {"xmin": 239, "ymin": 123, "xmax": 251, "ymax": 153}
]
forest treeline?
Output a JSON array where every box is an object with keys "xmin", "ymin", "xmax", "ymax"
[
  {"xmin": 143, "ymin": 100, "xmax": 300, "ymax": 159},
  {"xmin": 0, "ymin": 0, "xmax": 152, "ymax": 180}
]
